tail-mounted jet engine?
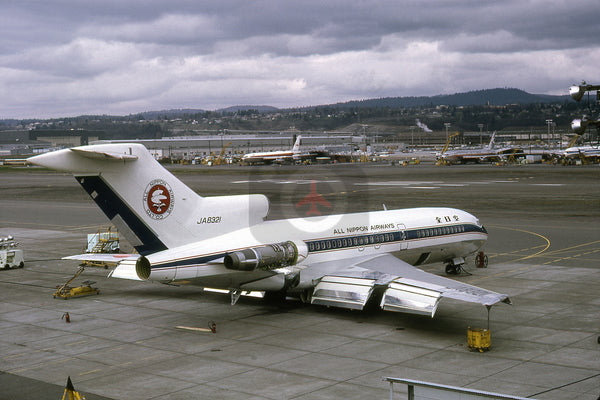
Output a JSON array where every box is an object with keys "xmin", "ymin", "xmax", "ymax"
[{"xmin": 224, "ymin": 241, "xmax": 308, "ymax": 271}]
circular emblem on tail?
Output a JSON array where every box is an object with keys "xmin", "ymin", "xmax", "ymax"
[{"xmin": 143, "ymin": 179, "xmax": 174, "ymax": 219}]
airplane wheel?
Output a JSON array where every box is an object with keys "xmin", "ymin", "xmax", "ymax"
[
  {"xmin": 475, "ymin": 252, "xmax": 488, "ymax": 268},
  {"xmin": 300, "ymin": 289, "xmax": 312, "ymax": 304},
  {"xmin": 445, "ymin": 265, "xmax": 455, "ymax": 275}
]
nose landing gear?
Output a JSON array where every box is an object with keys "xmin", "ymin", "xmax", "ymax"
[
  {"xmin": 445, "ymin": 252, "xmax": 487, "ymax": 275},
  {"xmin": 445, "ymin": 264, "xmax": 462, "ymax": 275},
  {"xmin": 445, "ymin": 257, "xmax": 465, "ymax": 275}
]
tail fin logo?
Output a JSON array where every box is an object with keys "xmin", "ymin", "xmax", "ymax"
[{"xmin": 143, "ymin": 179, "xmax": 174, "ymax": 219}]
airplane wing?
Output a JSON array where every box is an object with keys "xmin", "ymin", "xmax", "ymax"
[{"xmin": 306, "ymin": 254, "xmax": 510, "ymax": 317}]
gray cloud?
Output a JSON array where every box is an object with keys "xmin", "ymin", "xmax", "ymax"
[{"xmin": 1, "ymin": 0, "xmax": 599, "ymax": 118}]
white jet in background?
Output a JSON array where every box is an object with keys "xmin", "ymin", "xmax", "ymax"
[{"xmin": 242, "ymin": 135, "xmax": 303, "ymax": 164}]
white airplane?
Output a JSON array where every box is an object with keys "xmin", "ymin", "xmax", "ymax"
[
  {"xmin": 563, "ymin": 145, "xmax": 600, "ymax": 161},
  {"xmin": 437, "ymin": 132, "xmax": 523, "ymax": 164},
  {"xmin": 28, "ymin": 143, "xmax": 510, "ymax": 317},
  {"xmin": 242, "ymin": 135, "xmax": 303, "ymax": 164}
]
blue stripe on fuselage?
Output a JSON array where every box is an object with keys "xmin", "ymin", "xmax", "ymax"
[{"xmin": 149, "ymin": 223, "xmax": 487, "ymax": 270}]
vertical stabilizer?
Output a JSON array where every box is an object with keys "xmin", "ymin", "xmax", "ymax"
[
  {"xmin": 28, "ymin": 144, "xmax": 269, "ymax": 253},
  {"xmin": 487, "ymin": 131, "xmax": 497, "ymax": 149},
  {"xmin": 292, "ymin": 135, "xmax": 302, "ymax": 152}
]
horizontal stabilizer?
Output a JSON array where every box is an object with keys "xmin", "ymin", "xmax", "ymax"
[
  {"xmin": 63, "ymin": 253, "xmax": 139, "ymax": 263},
  {"xmin": 311, "ymin": 275, "xmax": 376, "ymax": 310},
  {"xmin": 70, "ymin": 147, "xmax": 138, "ymax": 161},
  {"xmin": 63, "ymin": 253, "xmax": 139, "ymax": 264}
]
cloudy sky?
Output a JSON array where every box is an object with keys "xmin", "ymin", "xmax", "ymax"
[{"xmin": 1, "ymin": 0, "xmax": 599, "ymax": 118}]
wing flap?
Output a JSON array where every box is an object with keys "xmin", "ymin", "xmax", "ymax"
[
  {"xmin": 311, "ymin": 276, "xmax": 376, "ymax": 310},
  {"xmin": 308, "ymin": 254, "xmax": 510, "ymax": 317},
  {"xmin": 380, "ymin": 278, "xmax": 443, "ymax": 316}
]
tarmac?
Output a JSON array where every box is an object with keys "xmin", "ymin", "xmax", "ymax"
[{"xmin": 0, "ymin": 162, "xmax": 599, "ymax": 399}]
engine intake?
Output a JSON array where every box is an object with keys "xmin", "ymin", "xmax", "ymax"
[
  {"xmin": 224, "ymin": 241, "xmax": 307, "ymax": 271},
  {"xmin": 136, "ymin": 256, "xmax": 151, "ymax": 280}
]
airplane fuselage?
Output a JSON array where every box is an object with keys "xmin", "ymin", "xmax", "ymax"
[
  {"xmin": 127, "ymin": 207, "xmax": 487, "ymax": 293},
  {"xmin": 440, "ymin": 147, "xmax": 523, "ymax": 164},
  {"xmin": 242, "ymin": 150, "xmax": 300, "ymax": 164}
]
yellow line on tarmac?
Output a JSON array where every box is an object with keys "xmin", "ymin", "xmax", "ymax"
[
  {"xmin": 540, "ymin": 240, "xmax": 600, "ymax": 256},
  {"xmin": 79, "ymin": 369, "xmax": 102, "ymax": 376},
  {"xmin": 489, "ymin": 225, "xmax": 551, "ymax": 262}
]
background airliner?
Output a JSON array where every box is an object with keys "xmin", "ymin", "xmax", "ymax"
[
  {"xmin": 563, "ymin": 145, "xmax": 600, "ymax": 162},
  {"xmin": 242, "ymin": 135, "xmax": 303, "ymax": 164},
  {"xmin": 28, "ymin": 144, "xmax": 510, "ymax": 317},
  {"xmin": 437, "ymin": 132, "xmax": 524, "ymax": 164}
]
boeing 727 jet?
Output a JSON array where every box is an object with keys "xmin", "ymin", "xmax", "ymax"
[{"xmin": 28, "ymin": 144, "xmax": 510, "ymax": 317}]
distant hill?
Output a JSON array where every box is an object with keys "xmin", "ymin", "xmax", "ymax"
[
  {"xmin": 136, "ymin": 109, "xmax": 206, "ymax": 119},
  {"xmin": 218, "ymin": 105, "xmax": 280, "ymax": 113},
  {"xmin": 2, "ymin": 88, "xmax": 570, "ymax": 125},
  {"xmin": 317, "ymin": 88, "xmax": 571, "ymax": 109},
  {"xmin": 135, "ymin": 105, "xmax": 279, "ymax": 119},
  {"xmin": 110, "ymin": 89, "xmax": 573, "ymax": 120}
]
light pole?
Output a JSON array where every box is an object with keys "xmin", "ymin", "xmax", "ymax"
[
  {"xmin": 477, "ymin": 124, "xmax": 484, "ymax": 146},
  {"xmin": 546, "ymin": 119, "xmax": 553, "ymax": 146},
  {"xmin": 444, "ymin": 123, "xmax": 451, "ymax": 143}
]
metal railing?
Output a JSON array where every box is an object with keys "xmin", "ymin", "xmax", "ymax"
[{"xmin": 383, "ymin": 377, "xmax": 536, "ymax": 400}]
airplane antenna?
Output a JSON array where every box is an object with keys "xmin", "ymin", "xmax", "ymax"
[{"xmin": 382, "ymin": 204, "xmax": 388, "ymax": 211}]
